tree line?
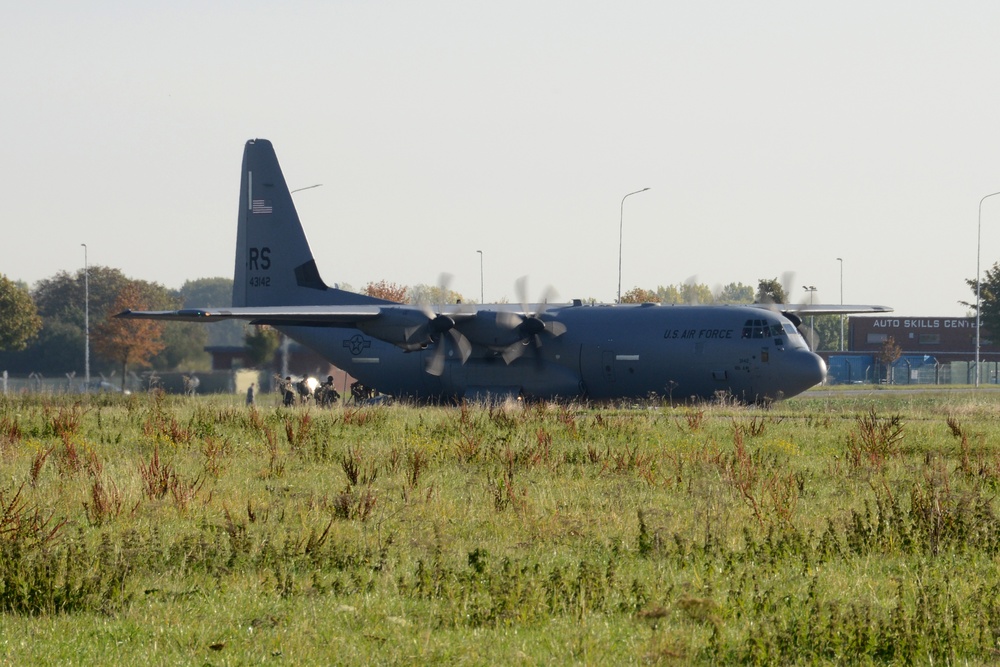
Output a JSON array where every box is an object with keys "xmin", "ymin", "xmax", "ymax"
[
  {"xmin": 0, "ymin": 270, "xmax": 242, "ymax": 383},
  {"xmin": 2, "ymin": 266, "xmax": 995, "ymax": 379}
]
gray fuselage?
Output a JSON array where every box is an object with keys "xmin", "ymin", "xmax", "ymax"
[{"xmin": 282, "ymin": 303, "xmax": 826, "ymax": 402}]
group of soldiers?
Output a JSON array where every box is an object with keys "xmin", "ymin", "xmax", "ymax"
[{"xmin": 270, "ymin": 374, "xmax": 376, "ymax": 407}]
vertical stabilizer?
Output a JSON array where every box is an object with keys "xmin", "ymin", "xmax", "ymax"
[{"xmin": 232, "ymin": 139, "xmax": 384, "ymax": 307}]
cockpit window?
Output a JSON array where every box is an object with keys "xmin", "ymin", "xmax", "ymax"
[
  {"xmin": 742, "ymin": 318, "xmax": 796, "ymax": 340},
  {"xmin": 741, "ymin": 319, "xmax": 772, "ymax": 339}
]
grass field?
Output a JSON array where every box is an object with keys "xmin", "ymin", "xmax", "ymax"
[{"xmin": 4, "ymin": 388, "xmax": 1000, "ymax": 664}]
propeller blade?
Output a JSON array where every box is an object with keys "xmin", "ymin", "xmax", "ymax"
[
  {"xmin": 448, "ymin": 328, "xmax": 472, "ymax": 363},
  {"xmin": 515, "ymin": 276, "xmax": 530, "ymax": 310},
  {"xmin": 783, "ymin": 311, "xmax": 803, "ymax": 328},
  {"xmin": 545, "ymin": 320, "xmax": 567, "ymax": 336},
  {"xmin": 403, "ymin": 323, "xmax": 424, "ymax": 345},
  {"xmin": 683, "ymin": 275, "xmax": 700, "ymax": 306},
  {"xmin": 426, "ymin": 344, "xmax": 446, "ymax": 376},
  {"xmin": 781, "ymin": 271, "xmax": 796, "ymax": 297},
  {"xmin": 496, "ymin": 310, "xmax": 522, "ymax": 330},
  {"xmin": 538, "ymin": 284, "xmax": 558, "ymax": 308},
  {"xmin": 501, "ymin": 341, "xmax": 528, "ymax": 364},
  {"xmin": 494, "ymin": 276, "xmax": 568, "ymax": 364},
  {"xmin": 419, "ymin": 272, "xmax": 478, "ymax": 374}
]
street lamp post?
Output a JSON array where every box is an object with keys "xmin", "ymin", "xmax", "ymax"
[
  {"xmin": 803, "ymin": 285, "xmax": 817, "ymax": 349},
  {"xmin": 476, "ymin": 250, "xmax": 484, "ymax": 304},
  {"xmin": 976, "ymin": 191, "xmax": 1000, "ymax": 387},
  {"xmin": 81, "ymin": 243, "xmax": 90, "ymax": 388},
  {"xmin": 837, "ymin": 258, "xmax": 844, "ymax": 351},
  {"xmin": 617, "ymin": 187, "xmax": 650, "ymax": 303}
]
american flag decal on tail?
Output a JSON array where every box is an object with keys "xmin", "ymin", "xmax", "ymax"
[{"xmin": 251, "ymin": 199, "xmax": 272, "ymax": 214}]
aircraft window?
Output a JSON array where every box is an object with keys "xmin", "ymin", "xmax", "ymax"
[
  {"xmin": 782, "ymin": 323, "xmax": 798, "ymax": 336},
  {"xmin": 742, "ymin": 319, "xmax": 772, "ymax": 339},
  {"xmin": 770, "ymin": 324, "xmax": 783, "ymax": 337}
]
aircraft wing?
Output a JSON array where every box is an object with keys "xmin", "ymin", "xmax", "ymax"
[
  {"xmin": 748, "ymin": 304, "xmax": 893, "ymax": 316},
  {"xmin": 119, "ymin": 303, "xmax": 554, "ymax": 360},
  {"xmin": 117, "ymin": 305, "xmax": 386, "ymax": 327}
]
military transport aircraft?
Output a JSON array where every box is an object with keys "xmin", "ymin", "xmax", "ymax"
[{"xmin": 119, "ymin": 139, "xmax": 892, "ymax": 403}]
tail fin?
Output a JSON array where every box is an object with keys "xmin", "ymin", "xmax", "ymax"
[{"xmin": 232, "ymin": 139, "xmax": 385, "ymax": 307}]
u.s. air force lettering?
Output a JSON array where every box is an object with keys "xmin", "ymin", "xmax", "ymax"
[{"xmin": 664, "ymin": 328, "xmax": 734, "ymax": 340}]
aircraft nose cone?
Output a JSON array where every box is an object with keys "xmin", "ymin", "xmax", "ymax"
[{"xmin": 788, "ymin": 350, "xmax": 826, "ymax": 396}]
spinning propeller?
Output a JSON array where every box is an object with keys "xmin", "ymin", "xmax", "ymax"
[
  {"xmin": 757, "ymin": 271, "xmax": 818, "ymax": 349},
  {"xmin": 413, "ymin": 274, "xmax": 472, "ymax": 376},
  {"xmin": 497, "ymin": 277, "xmax": 567, "ymax": 364}
]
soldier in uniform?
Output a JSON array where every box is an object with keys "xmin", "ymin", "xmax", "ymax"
[{"xmin": 316, "ymin": 375, "xmax": 339, "ymax": 407}]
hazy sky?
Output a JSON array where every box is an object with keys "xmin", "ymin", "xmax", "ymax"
[{"xmin": 5, "ymin": 1, "xmax": 1000, "ymax": 316}]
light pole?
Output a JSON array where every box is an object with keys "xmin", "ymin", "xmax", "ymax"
[
  {"xmin": 976, "ymin": 191, "xmax": 1000, "ymax": 387},
  {"xmin": 837, "ymin": 258, "xmax": 844, "ymax": 351},
  {"xmin": 476, "ymin": 250, "xmax": 484, "ymax": 304},
  {"xmin": 81, "ymin": 243, "xmax": 90, "ymax": 388},
  {"xmin": 803, "ymin": 285, "xmax": 817, "ymax": 350},
  {"xmin": 617, "ymin": 187, "xmax": 650, "ymax": 303}
]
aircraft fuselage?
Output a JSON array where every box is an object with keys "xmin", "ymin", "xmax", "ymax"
[{"xmin": 284, "ymin": 303, "xmax": 825, "ymax": 403}]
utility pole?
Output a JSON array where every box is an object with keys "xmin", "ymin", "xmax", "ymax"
[
  {"xmin": 837, "ymin": 258, "xmax": 844, "ymax": 351},
  {"xmin": 82, "ymin": 243, "xmax": 90, "ymax": 388},
  {"xmin": 617, "ymin": 187, "xmax": 650, "ymax": 303},
  {"xmin": 477, "ymin": 250, "xmax": 484, "ymax": 303}
]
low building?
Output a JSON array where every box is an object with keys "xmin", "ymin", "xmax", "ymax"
[{"xmin": 822, "ymin": 316, "xmax": 1000, "ymax": 385}]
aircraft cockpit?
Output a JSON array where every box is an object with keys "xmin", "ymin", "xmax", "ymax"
[{"xmin": 741, "ymin": 318, "xmax": 801, "ymax": 348}]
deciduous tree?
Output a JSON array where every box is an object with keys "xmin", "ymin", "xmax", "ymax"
[
  {"xmin": 244, "ymin": 326, "xmax": 282, "ymax": 368},
  {"xmin": 620, "ymin": 287, "xmax": 659, "ymax": 304},
  {"xmin": 811, "ymin": 314, "xmax": 843, "ymax": 351},
  {"xmin": 11, "ymin": 267, "xmax": 132, "ymax": 375},
  {"xmin": 408, "ymin": 283, "xmax": 466, "ymax": 306},
  {"xmin": 178, "ymin": 277, "xmax": 244, "ymax": 347},
  {"xmin": 364, "ymin": 280, "xmax": 408, "ymax": 303},
  {"xmin": 0, "ymin": 275, "xmax": 41, "ymax": 351},
  {"xmin": 877, "ymin": 336, "xmax": 902, "ymax": 384},
  {"xmin": 963, "ymin": 263, "xmax": 1000, "ymax": 339},
  {"xmin": 679, "ymin": 282, "xmax": 713, "ymax": 305},
  {"xmin": 656, "ymin": 282, "xmax": 713, "ymax": 305},
  {"xmin": 92, "ymin": 284, "xmax": 165, "ymax": 389},
  {"xmin": 716, "ymin": 282, "xmax": 754, "ymax": 304},
  {"xmin": 755, "ymin": 278, "xmax": 789, "ymax": 305},
  {"xmin": 657, "ymin": 285, "xmax": 683, "ymax": 304}
]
